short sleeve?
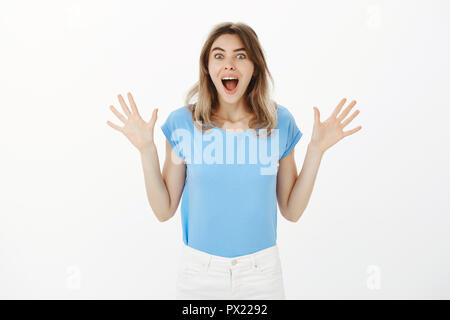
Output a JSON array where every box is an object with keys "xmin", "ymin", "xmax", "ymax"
[
  {"xmin": 160, "ymin": 110, "xmax": 186, "ymax": 160},
  {"xmin": 280, "ymin": 109, "xmax": 302, "ymax": 159}
]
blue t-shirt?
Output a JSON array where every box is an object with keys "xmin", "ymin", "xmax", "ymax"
[{"xmin": 160, "ymin": 104, "xmax": 302, "ymax": 257}]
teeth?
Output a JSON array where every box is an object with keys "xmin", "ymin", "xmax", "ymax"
[{"xmin": 222, "ymin": 77, "xmax": 238, "ymax": 80}]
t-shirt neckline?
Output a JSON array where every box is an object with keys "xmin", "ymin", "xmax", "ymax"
[{"xmin": 213, "ymin": 126, "xmax": 254, "ymax": 135}]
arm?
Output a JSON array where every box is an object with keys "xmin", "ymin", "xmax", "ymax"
[
  {"xmin": 140, "ymin": 140, "xmax": 186, "ymax": 222},
  {"xmin": 277, "ymin": 143, "xmax": 323, "ymax": 223},
  {"xmin": 277, "ymin": 98, "xmax": 362, "ymax": 222},
  {"xmin": 107, "ymin": 92, "xmax": 186, "ymax": 223}
]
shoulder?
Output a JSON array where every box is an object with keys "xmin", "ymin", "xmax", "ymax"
[
  {"xmin": 166, "ymin": 105, "xmax": 193, "ymax": 119},
  {"xmin": 276, "ymin": 104, "xmax": 303, "ymax": 159},
  {"xmin": 160, "ymin": 105, "xmax": 194, "ymax": 145},
  {"xmin": 162, "ymin": 105, "xmax": 193, "ymax": 126},
  {"xmin": 276, "ymin": 104, "xmax": 296, "ymax": 128}
]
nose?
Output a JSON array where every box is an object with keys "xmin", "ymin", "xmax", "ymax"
[{"xmin": 224, "ymin": 57, "xmax": 236, "ymax": 70}]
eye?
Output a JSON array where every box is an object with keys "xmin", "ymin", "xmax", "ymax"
[{"xmin": 214, "ymin": 53, "xmax": 246, "ymax": 59}]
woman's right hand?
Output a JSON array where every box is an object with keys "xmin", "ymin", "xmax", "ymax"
[{"xmin": 106, "ymin": 92, "xmax": 158, "ymax": 152}]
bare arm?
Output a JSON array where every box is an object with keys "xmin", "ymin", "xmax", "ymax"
[
  {"xmin": 277, "ymin": 98, "xmax": 362, "ymax": 222},
  {"xmin": 161, "ymin": 139, "xmax": 186, "ymax": 220},
  {"xmin": 139, "ymin": 143, "xmax": 169, "ymax": 222},
  {"xmin": 140, "ymin": 140, "xmax": 186, "ymax": 222},
  {"xmin": 277, "ymin": 143, "xmax": 323, "ymax": 223},
  {"xmin": 107, "ymin": 92, "xmax": 185, "ymax": 222}
]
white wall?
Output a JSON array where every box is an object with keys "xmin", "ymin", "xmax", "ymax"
[{"xmin": 0, "ymin": 0, "xmax": 449, "ymax": 299}]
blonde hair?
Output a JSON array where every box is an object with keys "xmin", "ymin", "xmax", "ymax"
[{"xmin": 184, "ymin": 21, "xmax": 278, "ymax": 137}]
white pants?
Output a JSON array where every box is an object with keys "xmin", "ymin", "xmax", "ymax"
[{"xmin": 175, "ymin": 243, "xmax": 286, "ymax": 300}]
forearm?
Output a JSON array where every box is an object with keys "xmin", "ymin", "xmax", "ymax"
[
  {"xmin": 139, "ymin": 144, "xmax": 171, "ymax": 222},
  {"xmin": 286, "ymin": 143, "xmax": 324, "ymax": 222}
]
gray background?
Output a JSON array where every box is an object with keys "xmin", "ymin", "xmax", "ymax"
[{"xmin": 0, "ymin": 0, "xmax": 449, "ymax": 299}]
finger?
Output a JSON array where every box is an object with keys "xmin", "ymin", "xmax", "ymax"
[
  {"xmin": 109, "ymin": 105, "xmax": 127, "ymax": 124},
  {"xmin": 341, "ymin": 109, "xmax": 360, "ymax": 128},
  {"xmin": 127, "ymin": 92, "xmax": 142, "ymax": 118},
  {"xmin": 148, "ymin": 108, "xmax": 158, "ymax": 127},
  {"xmin": 117, "ymin": 94, "xmax": 132, "ymax": 117},
  {"xmin": 106, "ymin": 120, "xmax": 123, "ymax": 132},
  {"xmin": 337, "ymin": 100, "xmax": 357, "ymax": 122},
  {"xmin": 331, "ymin": 97, "xmax": 347, "ymax": 119},
  {"xmin": 343, "ymin": 125, "xmax": 362, "ymax": 137},
  {"xmin": 313, "ymin": 106, "xmax": 320, "ymax": 124}
]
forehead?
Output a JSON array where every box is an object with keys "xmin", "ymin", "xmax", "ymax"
[{"xmin": 210, "ymin": 34, "xmax": 244, "ymax": 51}]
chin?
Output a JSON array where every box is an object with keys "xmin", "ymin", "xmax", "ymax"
[
  {"xmin": 221, "ymin": 94, "xmax": 242, "ymax": 103},
  {"xmin": 217, "ymin": 86, "xmax": 244, "ymax": 102}
]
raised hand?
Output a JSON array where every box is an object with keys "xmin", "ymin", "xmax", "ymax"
[
  {"xmin": 106, "ymin": 92, "xmax": 158, "ymax": 152},
  {"xmin": 310, "ymin": 98, "xmax": 362, "ymax": 153}
]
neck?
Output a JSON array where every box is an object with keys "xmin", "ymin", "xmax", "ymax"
[{"xmin": 214, "ymin": 97, "xmax": 252, "ymax": 122}]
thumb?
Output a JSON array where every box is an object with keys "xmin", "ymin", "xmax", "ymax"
[
  {"xmin": 149, "ymin": 108, "xmax": 158, "ymax": 127},
  {"xmin": 313, "ymin": 106, "xmax": 320, "ymax": 124}
]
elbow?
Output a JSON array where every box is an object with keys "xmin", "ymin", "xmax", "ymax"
[
  {"xmin": 157, "ymin": 214, "xmax": 171, "ymax": 223},
  {"xmin": 157, "ymin": 215, "xmax": 168, "ymax": 223},
  {"xmin": 285, "ymin": 209, "xmax": 304, "ymax": 223},
  {"xmin": 281, "ymin": 199, "xmax": 302, "ymax": 223},
  {"xmin": 156, "ymin": 209, "xmax": 175, "ymax": 223}
]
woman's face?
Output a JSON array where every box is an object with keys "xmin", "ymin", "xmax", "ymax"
[{"xmin": 208, "ymin": 34, "xmax": 255, "ymax": 105}]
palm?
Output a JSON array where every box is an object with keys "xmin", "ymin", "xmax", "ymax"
[
  {"xmin": 106, "ymin": 92, "xmax": 158, "ymax": 152},
  {"xmin": 311, "ymin": 98, "xmax": 362, "ymax": 153}
]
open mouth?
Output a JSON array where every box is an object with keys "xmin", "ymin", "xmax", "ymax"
[{"xmin": 221, "ymin": 78, "xmax": 239, "ymax": 94}]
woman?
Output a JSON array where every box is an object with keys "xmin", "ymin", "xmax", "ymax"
[{"xmin": 106, "ymin": 22, "xmax": 362, "ymax": 300}]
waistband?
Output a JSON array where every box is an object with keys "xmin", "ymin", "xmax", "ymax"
[{"xmin": 181, "ymin": 243, "xmax": 280, "ymax": 269}]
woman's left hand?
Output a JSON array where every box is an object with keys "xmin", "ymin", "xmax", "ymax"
[{"xmin": 310, "ymin": 98, "xmax": 362, "ymax": 153}]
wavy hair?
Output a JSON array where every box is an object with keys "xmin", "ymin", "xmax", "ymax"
[{"xmin": 184, "ymin": 21, "xmax": 278, "ymax": 137}]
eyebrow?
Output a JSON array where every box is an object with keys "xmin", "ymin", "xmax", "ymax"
[{"xmin": 211, "ymin": 47, "xmax": 246, "ymax": 53}]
